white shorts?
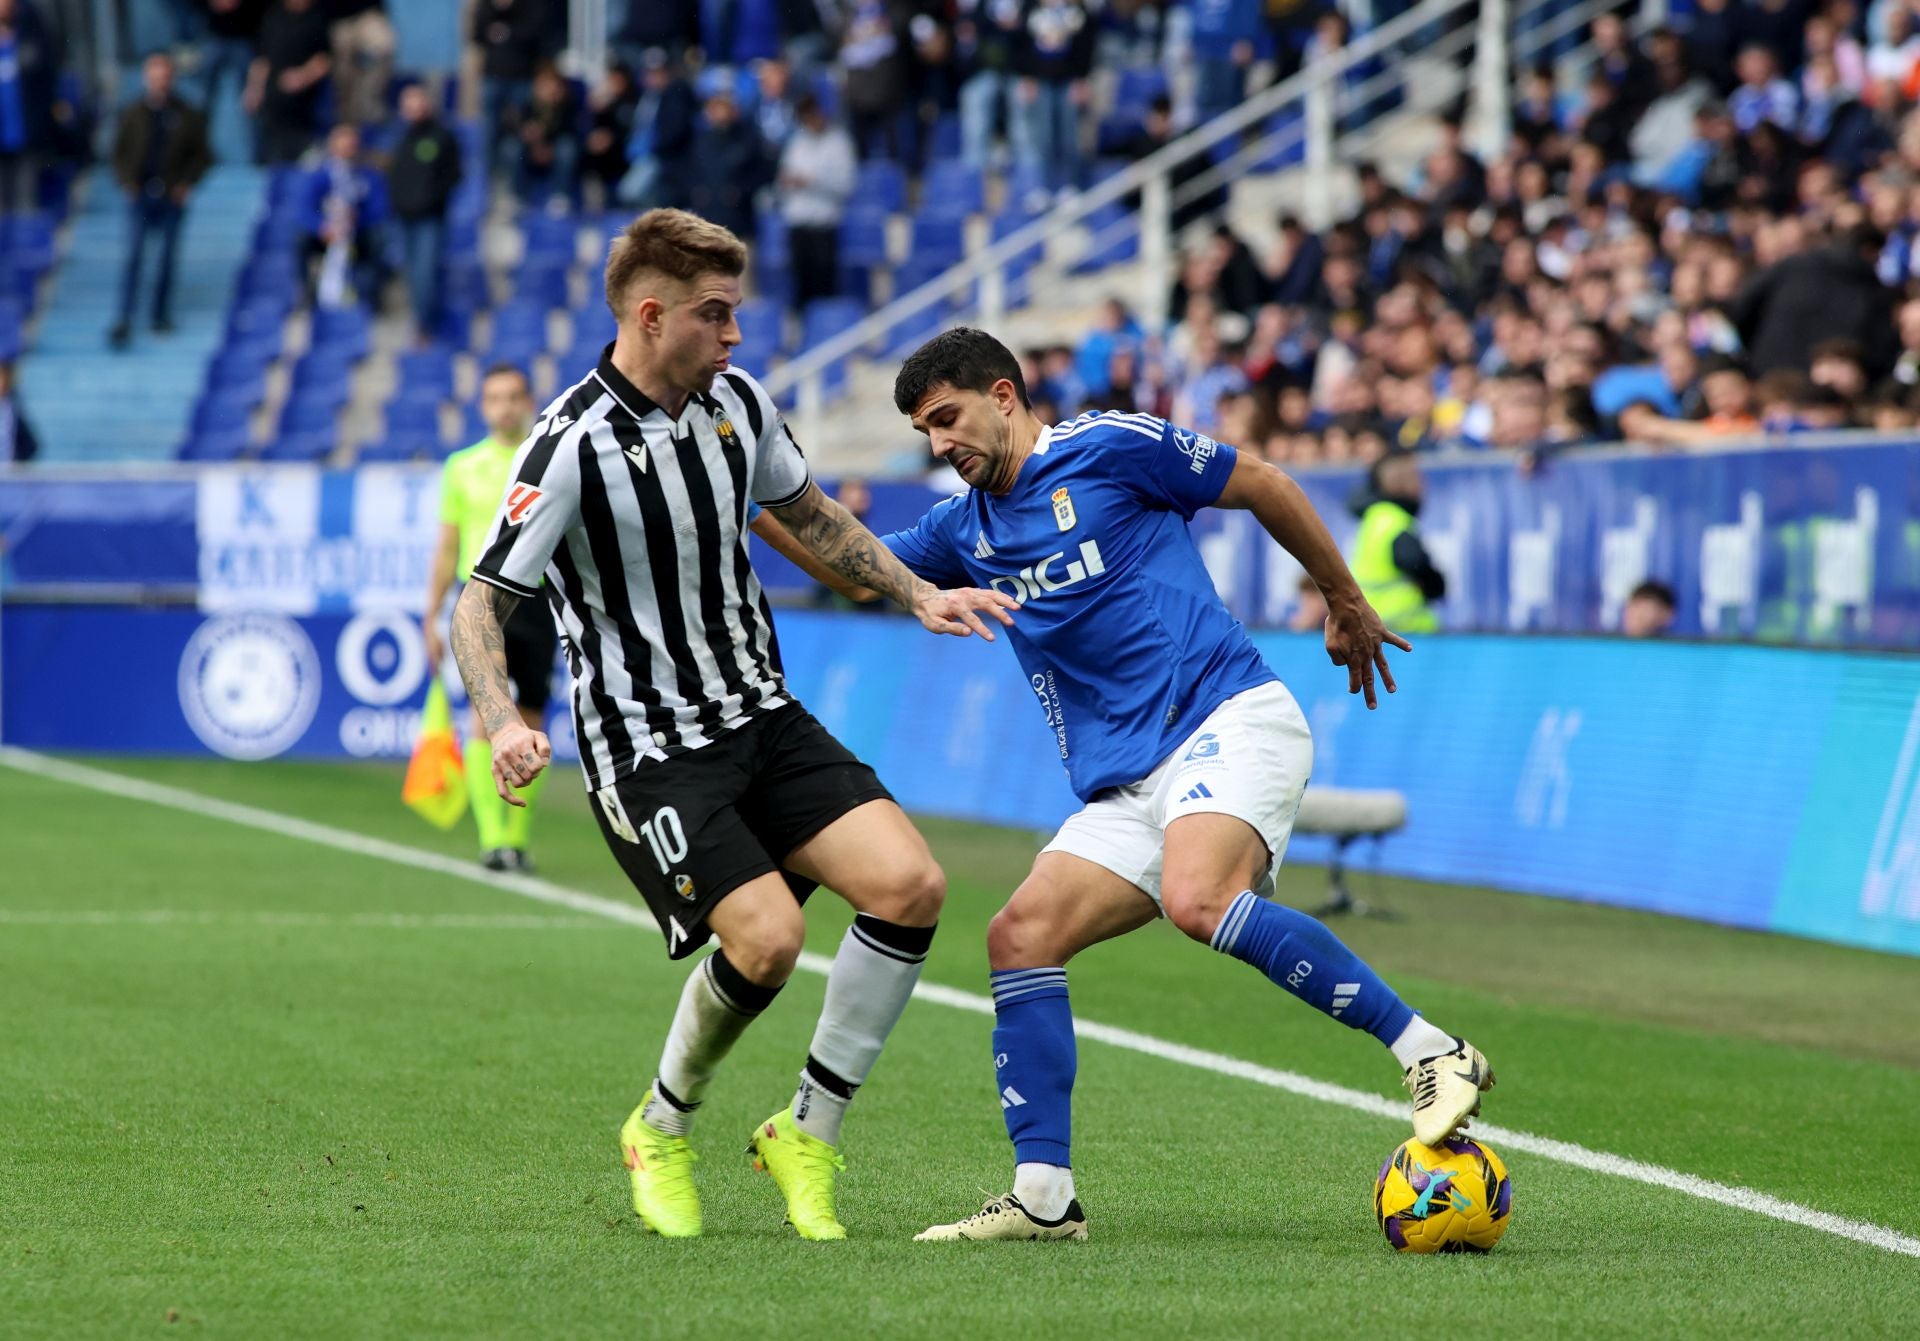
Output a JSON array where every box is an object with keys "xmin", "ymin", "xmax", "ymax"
[{"xmin": 1041, "ymin": 680, "xmax": 1313, "ymax": 911}]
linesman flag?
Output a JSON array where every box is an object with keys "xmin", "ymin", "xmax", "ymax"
[{"xmin": 402, "ymin": 680, "xmax": 467, "ymax": 830}]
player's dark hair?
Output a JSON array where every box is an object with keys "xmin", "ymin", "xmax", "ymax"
[
  {"xmin": 482, "ymin": 362, "xmax": 530, "ymax": 390},
  {"xmin": 893, "ymin": 327, "xmax": 1031, "ymax": 415}
]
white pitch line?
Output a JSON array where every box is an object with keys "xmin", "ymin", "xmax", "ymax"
[
  {"xmin": 5, "ymin": 746, "xmax": 1918, "ymax": 1261},
  {"xmin": 0, "ymin": 909, "xmax": 607, "ymax": 930}
]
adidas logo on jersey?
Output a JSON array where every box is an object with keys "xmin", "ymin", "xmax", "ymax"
[
  {"xmin": 1181, "ymin": 782, "xmax": 1214, "ymax": 803},
  {"xmin": 974, "ymin": 531, "xmax": 996, "ymax": 560}
]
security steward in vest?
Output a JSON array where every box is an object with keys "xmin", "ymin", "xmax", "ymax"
[{"xmin": 1350, "ymin": 451, "xmax": 1446, "ymax": 633}]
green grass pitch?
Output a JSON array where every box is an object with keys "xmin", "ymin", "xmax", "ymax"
[{"xmin": 3, "ymin": 754, "xmax": 1918, "ymax": 1337}]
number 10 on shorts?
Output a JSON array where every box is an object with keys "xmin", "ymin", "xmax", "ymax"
[{"xmin": 598, "ymin": 786, "xmax": 688, "ymax": 872}]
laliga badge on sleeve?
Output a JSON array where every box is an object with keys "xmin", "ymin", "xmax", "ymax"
[{"xmin": 1052, "ymin": 486, "xmax": 1076, "ymax": 532}]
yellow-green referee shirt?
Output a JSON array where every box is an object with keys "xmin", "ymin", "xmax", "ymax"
[{"xmin": 440, "ymin": 435, "xmax": 523, "ymax": 582}]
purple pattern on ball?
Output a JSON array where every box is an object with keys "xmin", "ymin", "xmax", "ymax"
[
  {"xmin": 1492, "ymin": 1174, "xmax": 1513, "ymax": 1218},
  {"xmin": 1384, "ymin": 1216, "xmax": 1408, "ymax": 1249},
  {"xmin": 1376, "ymin": 1157, "xmax": 1394, "ymax": 1190}
]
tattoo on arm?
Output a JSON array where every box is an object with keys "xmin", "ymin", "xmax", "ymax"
[
  {"xmin": 768, "ymin": 483, "xmax": 933, "ymax": 610},
  {"xmin": 450, "ymin": 581, "xmax": 522, "ymax": 737}
]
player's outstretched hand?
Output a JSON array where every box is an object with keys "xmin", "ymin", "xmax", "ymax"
[
  {"xmin": 1324, "ymin": 595, "xmax": 1413, "ymax": 710},
  {"xmin": 914, "ymin": 587, "xmax": 1020, "ymax": 641},
  {"xmin": 490, "ymin": 720, "xmax": 552, "ymax": 807}
]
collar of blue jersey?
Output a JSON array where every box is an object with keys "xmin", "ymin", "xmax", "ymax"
[{"xmin": 594, "ymin": 342, "xmax": 663, "ymax": 422}]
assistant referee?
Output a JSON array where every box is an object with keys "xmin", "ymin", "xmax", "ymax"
[{"xmin": 423, "ymin": 363, "xmax": 558, "ymax": 872}]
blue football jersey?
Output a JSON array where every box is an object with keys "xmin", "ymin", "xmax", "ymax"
[{"xmin": 882, "ymin": 410, "xmax": 1278, "ymax": 800}]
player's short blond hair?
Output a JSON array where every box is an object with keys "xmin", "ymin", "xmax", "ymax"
[{"xmin": 604, "ymin": 209, "xmax": 748, "ymax": 319}]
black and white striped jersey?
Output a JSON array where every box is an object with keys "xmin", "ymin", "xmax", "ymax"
[{"xmin": 470, "ymin": 347, "xmax": 812, "ymax": 789}]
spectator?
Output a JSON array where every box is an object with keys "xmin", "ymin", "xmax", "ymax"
[
  {"xmin": 198, "ymin": 0, "xmax": 264, "ymax": 160},
  {"xmin": 614, "ymin": 0, "xmax": 698, "ymax": 63},
  {"xmin": 1621, "ymin": 579, "xmax": 1678, "ymax": 636},
  {"xmin": 511, "ymin": 64, "xmax": 582, "ymax": 207},
  {"xmin": 246, "ymin": 0, "xmax": 333, "ymax": 165},
  {"xmin": 955, "ymin": 0, "xmax": 1023, "ymax": 169},
  {"xmin": 1014, "ymin": 0, "xmax": 1095, "ymax": 196},
  {"xmin": 701, "ymin": 0, "xmax": 782, "ymax": 67},
  {"xmin": 327, "ymin": 0, "xmax": 394, "ymax": 126},
  {"xmin": 1731, "ymin": 222, "xmax": 1899, "ymax": 377},
  {"xmin": 302, "ymin": 121, "xmax": 388, "ymax": 308},
  {"xmin": 1730, "ymin": 44, "xmax": 1801, "ymax": 132},
  {"xmin": 1631, "ymin": 36, "xmax": 1715, "ymax": 175},
  {"xmin": 0, "ymin": 0, "xmax": 56, "ymax": 215},
  {"xmin": 686, "ymin": 84, "xmax": 769, "ymax": 243},
  {"xmin": 1809, "ymin": 336, "xmax": 1872, "ymax": 398},
  {"xmin": 386, "ymin": 81, "xmax": 460, "ymax": 343},
  {"xmin": 1119, "ymin": 95, "xmax": 1218, "ymax": 229},
  {"xmin": 1592, "ymin": 12, "xmax": 1659, "ymax": 117},
  {"xmin": 1191, "ymin": 0, "xmax": 1262, "ymax": 127},
  {"xmin": 839, "ymin": 1, "xmax": 908, "ymax": 159},
  {"xmin": 0, "ymin": 360, "xmax": 39, "ymax": 462},
  {"xmin": 620, "ymin": 49, "xmax": 698, "ymax": 210},
  {"xmin": 779, "ymin": 94, "xmax": 856, "ymax": 314},
  {"xmin": 1687, "ymin": 0, "xmax": 1739, "ymax": 91},
  {"xmin": 582, "ymin": 63, "xmax": 640, "ymax": 209},
  {"xmin": 1267, "ymin": 213, "xmax": 1325, "ymax": 306},
  {"xmin": 1350, "ymin": 452, "xmax": 1445, "ymax": 633},
  {"xmin": 749, "ymin": 55, "xmax": 799, "ymax": 152},
  {"xmin": 109, "ymin": 53, "xmax": 211, "ymax": 349},
  {"xmin": 472, "ymin": 0, "xmax": 548, "ymax": 175}
]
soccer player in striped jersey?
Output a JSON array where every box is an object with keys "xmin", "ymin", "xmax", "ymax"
[
  {"xmin": 880, "ymin": 329, "xmax": 1493, "ymax": 1242},
  {"xmin": 448, "ymin": 211, "xmax": 1016, "ymax": 1240}
]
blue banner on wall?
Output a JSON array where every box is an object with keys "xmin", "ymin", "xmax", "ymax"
[
  {"xmin": 5, "ymin": 604, "xmax": 1917, "ymax": 957},
  {"xmin": 4, "ymin": 437, "xmax": 1919, "ymax": 643}
]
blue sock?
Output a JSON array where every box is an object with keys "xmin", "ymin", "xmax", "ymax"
[
  {"xmin": 988, "ymin": 968, "xmax": 1075, "ymax": 1167},
  {"xmin": 1210, "ymin": 891, "xmax": 1415, "ymax": 1045}
]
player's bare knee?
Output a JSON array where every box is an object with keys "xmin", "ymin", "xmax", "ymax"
[
  {"xmin": 1162, "ymin": 883, "xmax": 1233, "ymax": 944},
  {"xmin": 987, "ymin": 899, "xmax": 1061, "ymax": 969},
  {"xmin": 727, "ymin": 904, "xmax": 806, "ymax": 985},
  {"xmin": 863, "ymin": 857, "xmax": 945, "ymax": 927}
]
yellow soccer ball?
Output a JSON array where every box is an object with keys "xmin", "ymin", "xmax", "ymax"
[{"xmin": 1374, "ymin": 1135, "xmax": 1513, "ymax": 1253}]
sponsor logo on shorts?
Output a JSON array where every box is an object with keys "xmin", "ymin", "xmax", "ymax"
[{"xmin": 673, "ymin": 873, "xmax": 696, "ymax": 901}]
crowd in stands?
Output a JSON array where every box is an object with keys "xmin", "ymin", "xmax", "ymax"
[{"xmin": 1039, "ymin": 3, "xmax": 1920, "ymax": 469}]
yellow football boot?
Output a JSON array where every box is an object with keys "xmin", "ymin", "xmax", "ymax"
[
  {"xmin": 746, "ymin": 1108, "xmax": 847, "ymax": 1241},
  {"xmin": 619, "ymin": 1098, "xmax": 701, "ymax": 1238}
]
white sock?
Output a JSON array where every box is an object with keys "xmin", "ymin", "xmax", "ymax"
[
  {"xmin": 647, "ymin": 951, "xmax": 778, "ymax": 1135},
  {"xmin": 1388, "ymin": 1015, "xmax": 1457, "ymax": 1072},
  {"xmin": 1014, "ymin": 1162, "xmax": 1076, "ymax": 1221},
  {"xmin": 791, "ymin": 1067, "xmax": 852, "ymax": 1146},
  {"xmin": 790, "ymin": 915, "xmax": 935, "ymax": 1146}
]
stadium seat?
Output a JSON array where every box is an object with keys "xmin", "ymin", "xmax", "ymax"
[
  {"xmin": 909, "ymin": 213, "xmax": 968, "ymax": 270},
  {"xmin": 1113, "ymin": 66, "xmax": 1169, "ymax": 115},
  {"xmin": 384, "ymin": 397, "xmax": 442, "ymax": 439},
  {"xmin": 226, "ymin": 295, "xmax": 292, "ymax": 344},
  {"xmin": 259, "ymin": 429, "xmax": 336, "ymax": 462},
  {"xmin": 927, "ymin": 115, "xmax": 962, "ymax": 161},
  {"xmin": 239, "ymin": 253, "xmax": 302, "ymax": 302},
  {"xmin": 1, "ymin": 212, "xmax": 56, "ymax": 272},
  {"xmin": 734, "ymin": 298, "xmax": 785, "ymax": 355},
  {"xmin": 570, "ymin": 302, "xmax": 617, "ymax": 350},
  {"xmin": 310, "ymin": 305, "xmax": 372, "ymax": 355},
  {"xmin": 1073, "ymin": 201, "xmax": 1138, "ymax": 272},
  {"xmin": 838, "ymin": 208, "xmax": 891, "ymax": 270},
  {"xmin": 918, "ymin": 160, "xmax": 985, "ymax": 217},
  {"xmin": 177, "ymin": 426, "xmax": 252, "ymax": 462},
  {"xmin": 514, "ymin": 257, "xmax": 572, "ymax": 310},
  {"xmin": 357, "ymin": 433, "xmax": 436, "ymax": 462},
  {"xmin": 279, "ymin": 396, "xmax": 343, "ymax": 437},
  {"xmin": 193, "ymin": 386, "xmax": 262, "ymax": 432},
  {"xmin": 855, "ymin": 159, "xmax": 907, "ymax": 214},
  {"xmin": 522, "ymin": 213, "xmax": 579, "ymax": 263},
  {"xmin": 800, "ymin": 298, "xmax": 865, "ymax": 397},
  {"xmin": 394, "ymin": 348, "xmax": 456, "ymax": 402}
]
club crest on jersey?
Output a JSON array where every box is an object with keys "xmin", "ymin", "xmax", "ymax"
[
  {"xmin": 673, "ymin": 873, "xmax": 696, "ymax": 901},
  {"xmin": 1051, "ymin": 486, "xmax": 1076, "ymax": 532},
  {"xmin": 712, "ymin": 409, "xmax": 743, "ymax": 455},
  {"xmin": 1173, "ymin": 427, "xmax": 1219, "ymax": 475},
  {"xmin": 505, "ymin": 483, "xmax": 542, "ymax": 524}
]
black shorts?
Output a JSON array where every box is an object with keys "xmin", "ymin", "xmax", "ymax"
[
  {"xmin": 503, "ymin": 597, "xmax": 557, "ymax": 713},
  {"xmin": 589, "ymin": 703, "xmax": 892, "ymax": 959}
]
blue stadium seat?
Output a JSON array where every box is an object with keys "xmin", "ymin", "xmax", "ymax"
[
  {"xmin": 394, "ymin": 348, "xmax": 456, "ymax": 402},
  {"xmin": 278, "ymin": 395, "xmax": 343, "ymax": 438},
  {"xmin": 522, "ymin": 213, "xmax": 579, "ymax": 262},
  {"xmin": 239, "ymin": 253, "xmax": 302, "ymax": 301},
  {"xmin": 260, "ymin": 429, "xmax": 336, "ymax": 463},
  {"xmin": 2, "ymin": 212, "xmax": 55, "ymax": 272},
  {"xmin": 855, "ymin": 160, "xmax": 907, "ymax": 214},
  {"xmin": 514, "ymin": 257, "xmax": 572, "ymax": 310},
  {"xmin": 358, "ymin": 433, "xmax": 436, "ymax": 462},
  {"xmin": 384, "ymin": 397, "xmax": 442, "ymax": 438},
  {"xmin": 838, "ymin": 208, "xmax": 891, "ymax": 270},
  {"xmin": 1113, "ymin": 66, "xmax": 1169, "ymax": 115},
  {"xmin": 458, "ymin": 404, "xmax": 488, "ymax": 444},
  {"xmin": 1073, "ymin": 201, "xmax": 1138, "ymax": 272},
  {"xmin": 927, "ymin": 115, "xmax": 961, "ymax": 161},
  {"xmin": 310, "ymin": 304, "xmax": 372, "ymax": 349},
  {"xmin": 909, "ymin": 213, "xmax": 968, "ymax": 270},
  {"xmin": 571, "ymin": 302, "xmax": 616, "ymax": 350},
  {"xmin": 0, "ymin": 303, "xmax": 24, "ymax": 361},
  {"xmin": 920, "ymin": 160, "xmax": 984, "ymax": 216},
  {"xmin": 226, "ymin": 293, "xmax": 292, "ymax": 343},
  {"xmin": 178, "ymin": 426, "xmax": 252, "ymax": 462},
  {"xmin": 734, "ymin": 299, "xmax": 785, "ymax": 355},
  {"xmin": 800, "ymin": 298, "xmax": 865, "ymax": 397},
  {"xmin": 441, "ymin": 255, "xmax": 490, "ymax": 312}
]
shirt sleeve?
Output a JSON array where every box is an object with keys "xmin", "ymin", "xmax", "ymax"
[
  {"xmin": 724, "ymin": 369, "xmax": 811, "ymax": 507},
  {"xmin": 878, "ymin": 496, "xmax": 970, "ymax": 588},
  {"xmin": 469, "ymin": 423, "xmax": 583, "ymax": 598},
  {"xmin": 1120, "ymin": 416, "xmax": 1240, "ymax": 519}
]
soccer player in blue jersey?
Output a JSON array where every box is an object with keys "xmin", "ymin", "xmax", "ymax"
[{"xmin": 880, "ymin": 330, "xmax": 1494, "ymax": 1242}]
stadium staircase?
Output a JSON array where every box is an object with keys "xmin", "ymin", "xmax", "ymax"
[{"xmin": 22, "ymin": 165, "xmax": 264, "ymax": 462}]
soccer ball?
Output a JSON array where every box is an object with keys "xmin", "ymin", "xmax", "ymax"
[{"xmin": 1374, "ymin": 1135, "xmax": 1513, "ymax": 1253}]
